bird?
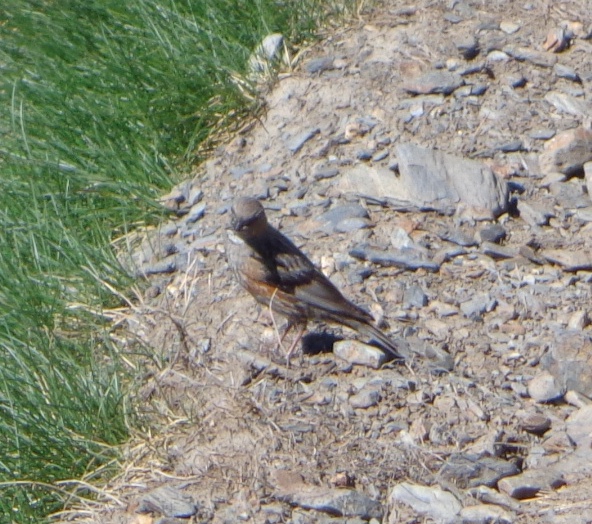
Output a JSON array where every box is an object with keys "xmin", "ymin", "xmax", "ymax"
[{"xmin": 225, "ymin": 196, "xmax": 402, "ymax": 363}]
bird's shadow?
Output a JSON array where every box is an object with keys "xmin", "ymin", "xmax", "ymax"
[{"xmin": 301, "ymin": 332, "xmax": 342, "ymax": 355}]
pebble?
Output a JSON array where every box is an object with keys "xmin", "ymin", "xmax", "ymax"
[
  {"xmin": 566, "ymin": 405, "xmax": 592, "ymax": 447},
  {"xmin": 304, "ymin": 56, "xmax": 335, "ymax": 74},
  {"xmin": 497, "ymin": 468, "xmax": 565, "ymax": 499},
  {"xmin": 287, "ymin": 128, "xmax": 321, "ymax": 153},
  {"xmin": 349, "ymin": 388, "xmax": 381, "ymax": 409},
  {"xmin": 478, "ymin": 224, "xmax": 506, "ymax": 244},
  {"xmin": 402, "ymin": 70, "xmax": 464, "ymax": 95}
]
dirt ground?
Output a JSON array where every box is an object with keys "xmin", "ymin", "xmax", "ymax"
[{"xmin": 61, "ymin": 1, "xmax": 592, "ymax": 523}]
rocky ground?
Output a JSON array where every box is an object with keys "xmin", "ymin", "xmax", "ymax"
[{"xmin": 63, "ymin": 1, "xmax": 592, "ymax": 523}]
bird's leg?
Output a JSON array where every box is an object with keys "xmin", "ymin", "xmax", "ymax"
[{"xmin": 285, "ymin": 322, "xmax": 307, "ymax": 367}]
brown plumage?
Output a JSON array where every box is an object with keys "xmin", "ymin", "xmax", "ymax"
[{"xmin": 225, "ymin": 197, "xmax": 402, "ymax": 361}]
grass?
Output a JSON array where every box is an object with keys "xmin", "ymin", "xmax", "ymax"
[{"xmin": 0, "ymin": 0, "xmax": 354, "ymax": 521}]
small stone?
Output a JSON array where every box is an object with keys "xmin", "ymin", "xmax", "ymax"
[
  {"xmin": 304, "ymin": 56, "xmax": 335, "ymax": 74},
  {"xmin": 313, "ymin": 167, "xmax": 339, "ymax": 180},
  {"xmin": 529, "ymin": 128, "xmax": 556, "ymax": 140},
  {"xmin": 455, "ymin": 36, "xmax": 480, "ymax": 60},
  {"xmin": 566, "ymin": 405, "xmax": 592, "ymax": 447},
  {"xmin": 350, "ymin": 388, "xmax": 381, "ymax": 409},
  {"xmin": 481, "ymin": 242, "xmax": 517, "ymax": 260},
  {"xmin": 528, "ymin": 371, "xmax": 565, "ymax": 402},
  {"xmin": 544, "ymin": 92, "xmax": 590, "ymax": 118},
  {"xmin": 584, "ymin": 161, "xmax": 592, "ymax": 198},
  {"xmin": 520, "ymin": 413, "xmax": 552, "ymax": 435},
  {"xmin": 287, "ymin": 128, "xmax": 320, "ymax": 153},
  {"xmin": 333, "ymin": 340, "xmax": 388, "ymax": 369},
  {"xmin": 439, "ymin": 453, "xmax": 519, "ymax": 488},
  {"xmin": 553, "ymin": 63, "xmax": 581, "ymax": 82},
  {"xmin": 503, "ymin": 45, "xmax": 557, "ymax": 67},
  {"xmin": 403, "ymin": 284, "xmax": 428, "ymax": 308},
  {"xmin": 543, "ymin": 27, "xmax": 571, "ymax": 53},
  {"xmin": 500, "ymin": 21, "xmax": 520, "ymax": 34},
  {"xmin": 517, "ymin": 200, "xmax": 553, "ymax": 226},
  {"xmin": 479, "ymin": 224, "xmax": 506, "ymax": 243},
  {"xmin": 460, "ymin": 294, "xmax": 496, "ymax": 319}
]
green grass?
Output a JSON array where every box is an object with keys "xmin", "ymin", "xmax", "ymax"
[{"xmin": 0, "ymin": 0, "xmax": 353, "ymax": 521}]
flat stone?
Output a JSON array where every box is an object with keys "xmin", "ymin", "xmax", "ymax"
[
  {"xmin": 438, "ymin": 453, "xmax": 519, "ymax": 488},
  {"xmin": 585, "ymin": 161, "xmax": 592, "ymax": 198},
  {"xmin": 498, "ymin": 469, "xmax": 565, "ymax": 499},
  {"xmin": 460, "ymin": 294, "xmax": 496, "ymax": 319},
  {"xmin": 503, "ymin": 45, "xmax": 557, "ymax": 67},
  {"xmin": 459, "ymin": 504, "xmax": 514, "ymax": 524},
  {"xmin": 389, "ymin": 482, "xmax": 461, "ymax": 524},
  {"xmin": 481, "ymin": 242, "xmax": 517, "ymax": 260},
  {"xmin": 286, "ymin": 128, "xmax": 321, "ymax": 153},
  {"xmin": 305, "ymin": 56, "xmax": 335, "ymax": 74},
  {"xmin": 478, "ymin": 224, "xmax": 506, "ymax": 243},
  {"xmin": 271, "ymin": 470, "xmax": 383, "ymax": 519},
  {"xmin": 349, "ymin": 388, "xmax": 381, "ymax": 409},
  {"xmin": 517, "ymin": 200, "xmax": 553, "ymax": 226},
  {"xmin": 544, "ymin": 92, "xmax": 590, "ymax": 117},
  {"xmin": 402, "ymin": 70, "xmax": 464, "ymax": 95},
  {"xmin": 542, "ymin": 249, "xmax": 592, "ymax": 272},
  {"xmin": 349, "ymin": 246, "xmax": 440, "ymax": 272}
]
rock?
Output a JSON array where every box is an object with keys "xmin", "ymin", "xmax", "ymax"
[
  {"xmin": 287, "ymin": 128, "xmax": 321, "ymax": 154},
  {"xmin": 500, "ymin": 21, "xmax": 520, "ymax": 34},
  {"xmin": 249, "ymin": 33, "xmax": 285, "ymax": 76},
  {"xmin": 402, "ymin": 70, "xmax": 464, "ymax": 95},
  {"xmin": 455, "ymin": 35, "xmax": 480, "ymax": 60},
  {"xmin": 349, "ymin": 388, "xmax": 381, "ymax": 409},
  {"xmin": 565, "ymin": 405, "xmax": 592, "ymax": 447},
  {"xmin": 541, "ymin": 331, "xmax": 592, "ymax": 397},
  {"xmin": 389, "ymin": 482, "xmax": 462, "ymax": 524},
  {"xmin": 271, "ymin": 470, "xmax": 383, "ymax": 519},
  {"xmin": 585, "ymin": 161, "xmax": 592, "ymax": 199},
  {"xmin": 539, "ymin": 128, "xmax": 592, "ymax": 176},
  {"xmin": 528, "ymin": 371, "xmax": 565, "ymax": 403},
  {"xmin": 403, "ymin": 284, "xmax": 428, "ymax": 308},
  {"xmin": 542, "ymin": 249, "xmax": 592, "ymax": 272},
  {"xmin": 517, "ymin": 200, "xmax": 553, "ymax": 226},
  {"xmin": 478, "ymin": 224, "xmax": 506, "ymax": 244},
  {"xmin": 519, "ymin": 413, "xmax": 552, "ymax": 435},
  {"xmin": 339, "ymin": 144, "xmax": 509, "ymax": 219},
  {"xmin": 316, "ymin": 204, "xmax": 371, "ymax": 234},
  {"xmin": 460, "ymin": 294, "xmax": 496, "ymax": 319},
  {"xmin": 304, "ymin": 56, "xmax": 335, "ymax": 74},
  {"xmin": 137, "ymin": 485, "xmax": 198, "ymax": 518},
  {"xmin": 544, "ymin": 92, "xmax": 590, "ymax": 117},
  {"xmin": 313, "ymin": 167, "xmax": 340, "ymax": 180},
  {"xmin": 438, "ymin": 453, "xmax": 519, "ymax": 488},
  {"xmin": 459, "ymin": 504, "xmax": 514, "ymax": 524},
  {"xmin": 333, "ymin": 340, "xmax": 388, "ymax": 369},
  {"xmin": 498, "ymin": 469, "xmax": 565, "ymax": 499},
  {"xmin": 554, "ymin": 64, "xmax": 581, "ymax": 82},
  {"xmin": 349, "ymin": 245, "xmax": 440, "ymax": 272},
  {"xmin": 503, "ymin": 45, "xmax": 557, "ymax": 67},
  {"xmin": 543, "ymin": 27, "xmax": 571, "ymax": 53},
  {"xmin": 481, "ymin": 242, "xmax": 516, "ymax": 260}
]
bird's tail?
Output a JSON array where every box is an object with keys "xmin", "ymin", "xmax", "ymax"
[{"xmin": 344, "ymin": 318, "xmax": 404, "ymax": 360}]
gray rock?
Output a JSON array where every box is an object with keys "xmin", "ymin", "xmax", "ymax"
[
  {"xmin": 503, "ymin": 46, "xmax": 557, "ymax": 67},
  {"xmin": 517, "ymin": 200, "xmax": 553, "ymax": 226},
  {"xmin": 498, "ymin": 469, "xmax": 565, "ymax": 499},
  {"xmin": 350, "ymin": 388, "xmax": 381, "ymax": 409},
  {"xmin": 459, "ymin": 504, "xmax": 514, "ymax": 524},
  {"xmin": 541, "ymin": 330, "xmax": 592, "ymax": 397},
  {"xmin": 540, "ymin": 127, "xmax": 592, "ymax": 176},
  {"xmin": 554, "ymin": 64, "xmax": 581, "ymax": 82},
  {"xmin": 544, "ymin": 92, "xmax": 590, "ymax": 117},
  {"xmin": 317, "ymin": 204, "xmax": 370, "ymax": 234},
  {"xmin": 249, "ymin": 33, "xmax": 284, "ymax": 76},
  {"xmin": 402, "ymin": 70, "xmax": 464, "ymax": 95},
  {"xmin": 542, "ymin": 249, "xmax": 592, "ymax": 272},
  {"xmin": 305, "ymin": 56, "xmax": 335, "ymax": 74},
  {"xmin": 528, "ymin": 371, "xmax": 565, "ymax": 403},
  {"xmin": 313, "ymin": 167, "xmax": 340, "ymax": 180},
  {"xmin": 349, "ymin": 246, "xmax": 440, "ymax": 272},
  {"xmin": 403, "ymin": 285, "xmax": 428, "ymax": 308},
  {"xmin": 481, "ymin": 242, "xmax": 517, "ymax": 260},
  {"xmin": 585, "ymin": 161, "xmax": 592, "ymax": 199},
  {"xmin": 185, "ymin": 202, "xmax": 206, "ymax": 224},
  {"xmin": 460, "ymin": 294, "xmax": 496, "ymax": 319},
  {"xmin": 287, "ymin": 128, "xmax": 321, "ymax": 153},
  {"xmin": 565, "ymin": 405, "xmax": 592, "ymax": 447},
  {"xmin": 439, "ymin": 228, "xmax": 478, "ymax": 247},
  {"xmin": 389, "ymin": 482, "xmax": 462, "ymax": 524},
  {"xmin": 334, "ymin": 340, "xmax": 388, "ymax": 369},
  {"xmin": 529, "ymin": 128, "xmax": 556, "ymax": 140},
  {"xmin": 479, "ymin": 224, "xmax": 506, "ymax": 243},
  {"xmin": 137, "ymin": 485, "xmax": 198, "ymax": 518},
  {"xmin": 438, "ymin": 453, "xmax": 519, "ymax": 488}
]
